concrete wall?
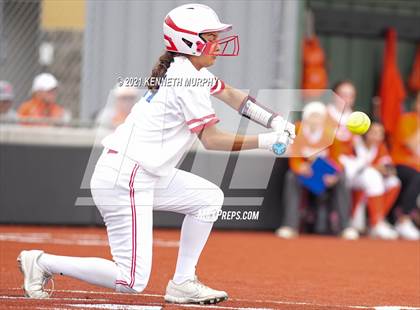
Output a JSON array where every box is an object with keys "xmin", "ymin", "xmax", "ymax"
[{"xmin": 0, "ymin": 147, "xmax": 287, "ymax": 229}]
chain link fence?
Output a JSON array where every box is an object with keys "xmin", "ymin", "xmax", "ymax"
[{"xmin": 0, "ymin": 0, "xmax": 84, "ymax": 121}]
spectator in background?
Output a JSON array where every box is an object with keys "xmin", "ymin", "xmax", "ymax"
[
  {"xmin": 0, "ymin": 80, "xmax": 17, "ymax": 121},
  {"xmin": 390, "ymin": 92, "xmax": 420, "ymax": 240},
  {"xmin": 276, "ymin": 102, "xmax": 358, "ymax": 240},
  {"xmin": 328, "ymin": 80, "xmax": 402, "ymax": 239},
  {"xmin": 95, "ymin": 84, "xmax": 140, "ymax": 128},
  {"xmin": 327, "ymin": 80, "xmax": 356, "ymax": 159},
  {"xmin": 327, "ymin": 81, "xmax": 361, "ymax": 228},
  {"xmin": 18, "ymin": 73, "xmax": 71, "ymax": 125},
  {"xmin": 350, "ymin": 122, "xmax": 402, "ymax": 239}
]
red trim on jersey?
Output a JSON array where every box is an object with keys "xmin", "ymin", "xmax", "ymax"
[
  {"xmin": 190, "ymin": 117, "xmax": 220, "ymax": 133},
  {"xmin": 129, "ymin": 163, "xmax": 139, "ymax": 288},
  {"xmin": 186, "ymin": 113, "xmax": 216, "ymax": 126},
  {"xmin": 165, "ymin": 16, "xmax": 198, "ymax": 35},
  {"xmin": 210, "ymin": 79, "xmax": 225, "ymax": 95},
  {"xmin": 164, "ymin": 34, "xmax": 178, "ymax": 52}
]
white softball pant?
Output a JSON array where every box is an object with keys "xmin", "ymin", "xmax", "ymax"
[
  {"xmin": 350, "ymin": 167, "xmax": 400, "ymax": 196},
  {"xmin": 340, "ymin": 155, "xmax": 400, "ymax": 196},
  {"xmin": 90, "ymin": 149, "xmax": 224, "ymax": 292}
]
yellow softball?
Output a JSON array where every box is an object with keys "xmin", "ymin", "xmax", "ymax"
[{"xmin": 346, "ymin": 111, "xmax": 371, "ymax": 135}]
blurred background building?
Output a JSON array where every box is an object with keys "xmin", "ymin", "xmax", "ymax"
[
  {"xmin": 1, "ymin": 0, "xmax": 419, "ymax": 119},
  {"xmin": 0, "ymin": 0, "xmax": 83, "ymax": 117}
]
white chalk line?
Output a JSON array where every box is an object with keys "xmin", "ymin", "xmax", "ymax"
[
  {"xmin": 68, "ymin": 304, "xmax": 273, "ymax": 310},
  {"xmin": 0, "ymin": 295, "xmax": 163, "ymax": 310},
  {"xmin": 67, "ymin": 305, "xmax": 162, "ymax": 310},
  {"xmin": 0, "ymin": 295, "xmax": 272, "ymax": 310},
  {"xmin": 0, "ymin": 232, "xmax": 179, "ymax": 248},
  {"xmin": 5, "ymin": 288, "xmax": 420, "ymax": 310},
  {"xmin": 0, "ymin": 295, "xmax": 109, "ymax": 302}
]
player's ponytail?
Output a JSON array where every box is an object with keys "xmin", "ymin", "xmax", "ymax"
[{"xmin": 148, "ymin": 51, "xmax": 179, "ymax": 91}]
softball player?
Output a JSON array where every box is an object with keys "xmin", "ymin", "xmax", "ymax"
[{"xmin": 17, "ymin": 3, "xmax": 295, "ymax": 305}]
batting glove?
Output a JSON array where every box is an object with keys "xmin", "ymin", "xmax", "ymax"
[
  {"xmin": 271, "ymin": 116, "xmax": 296, "ymax": 141},
  {"xmin": 258, "ymin": 131, "xmax": 292, "ymax": 151}
]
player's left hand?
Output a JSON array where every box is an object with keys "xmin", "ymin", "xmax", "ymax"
[
  {"xmin": 259, "ymin": 131, "xmax": 293, "ymax": 156},
  {"xmin": 258, "ymin": 131, "xmax": 292, "ymax": 150},
  {"xmin": 271, "ymin": 116, "xmax": 296, "ymax": 141}
]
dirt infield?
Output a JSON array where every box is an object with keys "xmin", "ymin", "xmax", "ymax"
[{"xmin": 0, "ymin": 225, "xmax": 419, "ymax": 309}]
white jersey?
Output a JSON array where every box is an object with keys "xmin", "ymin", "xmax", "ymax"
[{"xmin": 102, "ymin": 56, "xmax": 224, "ymax": 176}]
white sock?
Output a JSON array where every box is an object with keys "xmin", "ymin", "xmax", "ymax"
[
  {"xmin": 173, "ymin": 215, "xmax": 213, "ymax": 284},
  {"xmin": 38, "ymin": 253, "xmax": 118, "ymax": 289}
]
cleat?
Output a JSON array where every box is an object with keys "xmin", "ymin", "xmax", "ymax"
[
  {"xmin": 275, "ymin": 226, "xmax": 298, "ymax": 239},
  {"xmin": 395, "ymin": 219, "xmax": 420, "ymax": 240},
  {"xmin": 370, "ymin": 221, "xmax": 398, "ymax": 240},
  {"xmin": 164, "ymin": 276, "xmax": 228, "ymax": 304},
  {"xmin": 17, "ymin": 250, "xmax": 53, "ymax": 298},
  {"xmin": 341, "ymin": 227, "xmax": 359, "ymax": 240}
]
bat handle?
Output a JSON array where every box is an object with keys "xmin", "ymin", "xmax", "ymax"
[
  {"xmin": 272, "ymin": 143, "xmax": 287, "ymax": 155},
  {"xmin": 272, "ymin": 131, "xmax": 291, "ymax": 156}
]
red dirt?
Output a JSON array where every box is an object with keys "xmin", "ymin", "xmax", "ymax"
[{"xmin": 0, "ymin": 225, "xmax": 419, "ymax": 309}]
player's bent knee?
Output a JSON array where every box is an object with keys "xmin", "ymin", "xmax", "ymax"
[
  {"xmin": 192, "ymin": 187, "xmax": 224, "ymax": 222},
  {"xmin": 385, "ymin": 175, "xmax": 401, "ymax": 189},
  {"xmin": 200, "ymin": 185, "xmax": 224, "ymax": 209},
  {"xmin": 212, "ymin": 187, "xmax": 225, "ymax": 207},
  {"xmin": 364, "ymin": 168, "xmax": 385, "ymax": 196}
]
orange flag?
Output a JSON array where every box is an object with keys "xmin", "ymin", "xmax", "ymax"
[
  {"xmin": 301, "ymin": 36, "xmax": 328, "ymax": 98},
  {"xmin": 379, "ymin": 28, "xmax": 406, "ymax": 133}
]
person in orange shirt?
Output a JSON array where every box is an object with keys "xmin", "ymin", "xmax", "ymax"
[
  {"xmin": 351, "ymin": 122, "xmax": 404, "ymax": 239},
  {"xmin": 390, "ymin": 92, "xmax": 420, "ymax": 240},
  {"xmin": 276, "ymin": 102, "xmax": 358, "ymax": 240},
  {"xmin": 327, "ymin": 80, "xmax": 357, "ymax": 167},
  {"xmin": 18, "ymin": 73, "xmax": 71, "ymax": 125},
  {"xmin": 327, "ymin": 81, "xmax": 404, "ymax": 239}
]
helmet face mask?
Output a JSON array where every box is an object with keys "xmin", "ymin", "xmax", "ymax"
[
  {"xmin": 163, "ymin": 3, "xmax": 239, "ymax": 57},
  {"xmin": 199, "ymin": 34, "xmax": 239, "ymax": 57}
]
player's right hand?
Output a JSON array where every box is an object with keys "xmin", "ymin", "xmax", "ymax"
[{"xmin": 258, "ymin": 131, "xmax": 293, "ymax": 153}]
